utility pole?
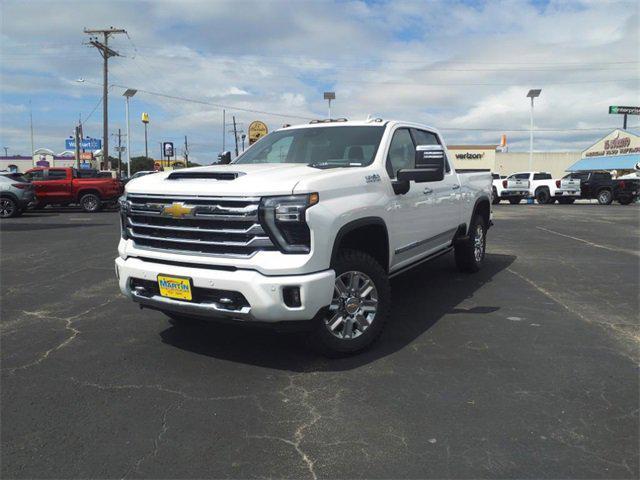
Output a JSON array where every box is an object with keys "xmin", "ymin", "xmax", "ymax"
[
  {"xmin": 111, "ymin": 129, "xmax": 125, "ymax": 176},
  {"xmin": 184, "ymin": 135, "xmax": 189, "ymax": 168},
  {"xmin": 232, "ymin": 116, "xmax": 239, "ymax": 157},
  {"xmin": 3, "ymin": 147, "xmax": 8, "ymax": 158},
  {"xmin": 222, "ymin": 109, "xmax": 226, "ymax": 152},
  {"xmin": 74, "ymin": 125, "xmax": 81, "ymax": 169},
  {"xmin": 84, "ymin": 27, "xmax": 126, "ymax": 169}
]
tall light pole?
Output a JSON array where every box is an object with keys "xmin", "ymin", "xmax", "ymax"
[
  {"xmin": 123, "ymin": 89, "xmax": 137, "ymax": 178},
  {"xmin": 526, "ymin": 89, "xmax": 541, "ymax": 171},
  {"xmin": 141, "ymin": 112, "xmax": 149, "ymax": 159},
  {"xmin": 324, "ymin": 91, "xmax": 335, "ymax": 119}
]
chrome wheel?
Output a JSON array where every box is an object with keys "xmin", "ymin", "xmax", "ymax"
[
  {"xmin": 82, "ymin": 195, "xmax": 99, "ymax": 212},
  {"xmin": 0, "ymin": 198, "xmax": 16, "ymax": 218},
  {"xmin": 473, "ymin": 224, "xmax": 485, "ymax": 262},
  {"xmin": 325, "ymin": 271, "xmax": 378, "ymax": 339}
]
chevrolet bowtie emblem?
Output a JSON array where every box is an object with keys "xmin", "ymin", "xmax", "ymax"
[{"xmin": 161, "ymin": 202, "xmax": 194, "ymax": 218}]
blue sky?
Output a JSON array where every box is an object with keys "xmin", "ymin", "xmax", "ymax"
[{"xmin": 1, "ymin": 0, "xmax": 638, "ymax": 164}]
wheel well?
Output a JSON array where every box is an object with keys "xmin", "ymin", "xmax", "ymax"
[
  {"xmin": 473, "ymin": 198, "xmax": 491, "ymax": 230},
  {"xmin": 1, "ymin": 192, "xmax": 18, "ymax": 202},
  {"xmin": 332, "ymin": 220, "xmax": 389, "ymax": 272},
  {"xmin": 535, "ymin": 186, "xmax": 550, "ymax": 194},
  {"xmin": 77, "ymin": 189, "xmax": 100, "ymax": 200}
]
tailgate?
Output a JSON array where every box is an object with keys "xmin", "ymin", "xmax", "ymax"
[
  {"xmin": 506, "ymin": 178, "xmax": 529, "ymax": 190},
  {"xmin": 560, "ymin": 178, "xmax": 581, "ymax": 190}
]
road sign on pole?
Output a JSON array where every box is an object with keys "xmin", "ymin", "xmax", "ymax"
[{"xmin": 609, "ymin": 106, "xmax": 639, "ymax": 130}]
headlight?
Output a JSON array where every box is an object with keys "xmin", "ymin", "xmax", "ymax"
[
  {"xmin": 118, "ymin": 195, "xmax": 129, "ymax": 239},
  {"xmin": 259, "ymin": 193, "xmax": 318, "ymax": 254}
]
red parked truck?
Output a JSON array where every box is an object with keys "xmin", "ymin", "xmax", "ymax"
[{"xmin": 24, "ymin": 167, "xmax": 123, "ymax": 212}]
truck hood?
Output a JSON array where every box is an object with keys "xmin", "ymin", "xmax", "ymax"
[{"xmin": 125, "ymin": 163, "xmax": 332, "ymax": 197}]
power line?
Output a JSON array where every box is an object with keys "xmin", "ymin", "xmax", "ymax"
[{"xmin": 110, "ymin": 84, "xmax": 315, "ymax": 121}]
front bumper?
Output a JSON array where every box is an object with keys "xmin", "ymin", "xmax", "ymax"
[{"xmin": 115, "ymin": 257, "xmax": 335, "ymax": 322}]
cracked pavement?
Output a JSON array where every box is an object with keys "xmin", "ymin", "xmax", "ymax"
[{"xmin": 1, "ymin": 205, "xmax": 638, "ymax": 478}]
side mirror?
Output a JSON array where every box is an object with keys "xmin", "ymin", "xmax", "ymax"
[
  {"xmin": 217, "ymin": 151, "xmax": 232, "ymax": 165},
  {"xmin": 413, "ymin": 145, "xmax": 446, "ymax": 181}
]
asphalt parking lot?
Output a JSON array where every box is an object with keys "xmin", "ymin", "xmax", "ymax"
[{"xmin": 1, "ymin": 204, "xmax": 638, "ymax": 479}]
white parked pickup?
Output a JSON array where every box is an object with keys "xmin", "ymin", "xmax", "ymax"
[
  {"xmin": 500, "ymin": 171, "xmax": 581, "ymax": 204},
  {"xmin": 116, "ymin": 119, "xmax": 493, "ymax": 355},
  {"xmin": 492, "ymin": 173, "xmax": 530, "ymax": 204}
]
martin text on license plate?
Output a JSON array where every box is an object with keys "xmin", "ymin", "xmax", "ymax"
[{"xmin": 157, "ymin": 275, "xmax": 192, "ymax": 301}]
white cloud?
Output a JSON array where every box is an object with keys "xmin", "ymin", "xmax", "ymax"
[{"xmin": 0, "ymin": 0, "xmax": 638, "ymax": 161}]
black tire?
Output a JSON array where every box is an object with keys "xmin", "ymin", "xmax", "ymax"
[
  {"xmin": 491, "ymin": 188, "xmax": 500, "ymax": 205},
  {"xmin": 535, "ymin": 188, "xmax": 551, "ymax": 204},
  {"xmin": 309, "ymin": 249, "xmax": 390, "ymax": 357},
  {"xmin": 80, "ymin": 193, "xmax": 102, "ymax": 212},
  {"xmin": 455, "ymin": 214, "xmax": 487, "ymax": 273},
  {"xmin": 508, "ymin": 198, "xmax": 522, "ymax": 205},
  {"xmin": 33, "ymin": 202, "xmax": 46, "ymax": 210},
  {"xmin": 597, "ymin": 189, "xmax": 613, "ymax": 205},
  {"xmin": 0, "ymin": 197, "xmax": 20, "ymax": 218},
  {"xmin": 618, "ymin": 197, "xmax": 633, "ymax": 205}
]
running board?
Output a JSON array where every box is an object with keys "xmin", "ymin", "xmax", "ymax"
[{"xmin": 389, "ymin": 247, "xmax": 453, "ymax": 279}]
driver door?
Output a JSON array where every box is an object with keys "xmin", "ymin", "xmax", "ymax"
[{"xmin": 386, "ymin": 128, "xmax": 431, "ymax": 268}]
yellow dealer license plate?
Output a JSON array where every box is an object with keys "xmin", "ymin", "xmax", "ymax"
[{"xmin": 157, "ymin": 275, "xmax": 192, "ymax": 301}]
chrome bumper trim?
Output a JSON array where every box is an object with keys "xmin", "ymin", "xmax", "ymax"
[{"xmin": 131, "ymin": 290, "xmax": 253, "ymax": 320}]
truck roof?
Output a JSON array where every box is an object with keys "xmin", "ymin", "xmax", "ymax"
[{"xmin": 277, "ymin": 119, "xmax": 443, "ymax": 136}]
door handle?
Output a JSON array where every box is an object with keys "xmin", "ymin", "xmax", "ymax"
[
  {"xmin": 452, "ymin": 184, "xmax": 460, "ymax": 190},
  {"xmin": 423, "ymin": 187, "xmax": 433, "ymax": 195}
]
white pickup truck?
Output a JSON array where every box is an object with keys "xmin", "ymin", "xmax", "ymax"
[
  {"xmin": 116, "ymin": 119, "xmax": 492, "ymax": 355},
  {"xmin": 492, "ymin": 173, "xmax": 530, "ymax": 204},
  {"xmin": 505, "ymin": 171, "xmax": 581, "ymax": 204}
]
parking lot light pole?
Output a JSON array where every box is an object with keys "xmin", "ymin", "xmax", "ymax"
[
  {"xmin": 527, "ymin": 89, "xmax": 541, "ymax": 171},
  {"xmin": 123, "ymin": 89, "xmax": 137, "ymax": 178},
  {"xmin": 324, "ymin": 91, "xmax": 335, "ymax": 119}
]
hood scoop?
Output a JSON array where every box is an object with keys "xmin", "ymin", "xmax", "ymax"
[{"xmin": 167, "ymin": 171, "xmax": 245, "ymax": 181}]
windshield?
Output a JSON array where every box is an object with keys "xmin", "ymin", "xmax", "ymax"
[{"xmin": 234, "ymin": 126, "xmax": 385, "ymax": 167}]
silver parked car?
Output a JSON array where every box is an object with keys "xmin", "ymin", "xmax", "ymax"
[{"xmin": 0, "ymin": 172, "xmax": 35, "ymax": 218}]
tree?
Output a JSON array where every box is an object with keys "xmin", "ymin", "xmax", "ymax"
[{"xmin": 130, "ymin": 156, "xmax": 155, "ymax": 174}]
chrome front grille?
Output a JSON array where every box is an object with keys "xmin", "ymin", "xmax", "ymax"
[{"xmin": 124, "ymin": 194, "xmax": 274, "ymax": 257}]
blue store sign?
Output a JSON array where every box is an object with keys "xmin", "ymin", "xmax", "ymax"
[{"xmin": 65, "ymin": 137, "xmax": 102, "ymax": 150}]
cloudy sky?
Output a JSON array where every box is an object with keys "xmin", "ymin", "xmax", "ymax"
[{"xmin": 0, "ymin": 0, "xmax": 638, "ymax": 164}]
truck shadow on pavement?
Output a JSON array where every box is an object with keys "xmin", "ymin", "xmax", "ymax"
[{"xmin": 159, "ymin": 253, "xmax": 516, "ymax": 371}]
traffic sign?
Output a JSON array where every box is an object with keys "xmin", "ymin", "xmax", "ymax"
[{"xmin": 609, "ymin": 106, "xmax": 640, "ymax": 115}]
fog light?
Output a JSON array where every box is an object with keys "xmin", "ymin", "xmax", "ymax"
[{"xmin": 283, "ymin": 286, "xmax": 301, "ymax": 308}]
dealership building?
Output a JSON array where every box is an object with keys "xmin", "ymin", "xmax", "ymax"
[{"xmin": 448, "ymin": 129, "xmax": 640, "ymax": 178}]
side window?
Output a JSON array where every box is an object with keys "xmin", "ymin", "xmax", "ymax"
[
  {"xmin": 25, "ymin": 170, "xmax": 44, "ymax": 181},
  {"xmin": 411, "ymin": 129, "xmax": 439, "ymax": 146},
  {"xmin": 386, "ymin": 129, "xmax": 415, "ymax": 178},
  {"xmin": 533, "ymin": 173, "xmax": 552, "ymax": 180},
  {"xmin": 44, "ymin": 169, "xmax": 67, "ymax": 180}
]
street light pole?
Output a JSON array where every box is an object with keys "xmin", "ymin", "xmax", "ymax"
[
  {"xmin": 323, "ymin": 92, "xmax": 335, "ymax": 119},
  {"xmin": 526, "ymin": 89, "xmax": 541, "ymax": 171},
  {"xmin": 123, "ymin": 89, "xmax": 137, "ymax": 178}
]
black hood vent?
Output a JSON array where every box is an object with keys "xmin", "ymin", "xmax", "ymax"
[{"xmin": 167, "ymin": 171, "xmax": 244, "ymax": 181}]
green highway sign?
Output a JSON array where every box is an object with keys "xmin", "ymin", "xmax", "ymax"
[{"xmin": 609, "ymin": 106, "xmax": 640, "ymax": 115}]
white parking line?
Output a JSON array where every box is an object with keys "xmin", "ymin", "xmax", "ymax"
[{"xmin": 536, "ymin": 226, "xmax": 639, "ymax": 258}]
